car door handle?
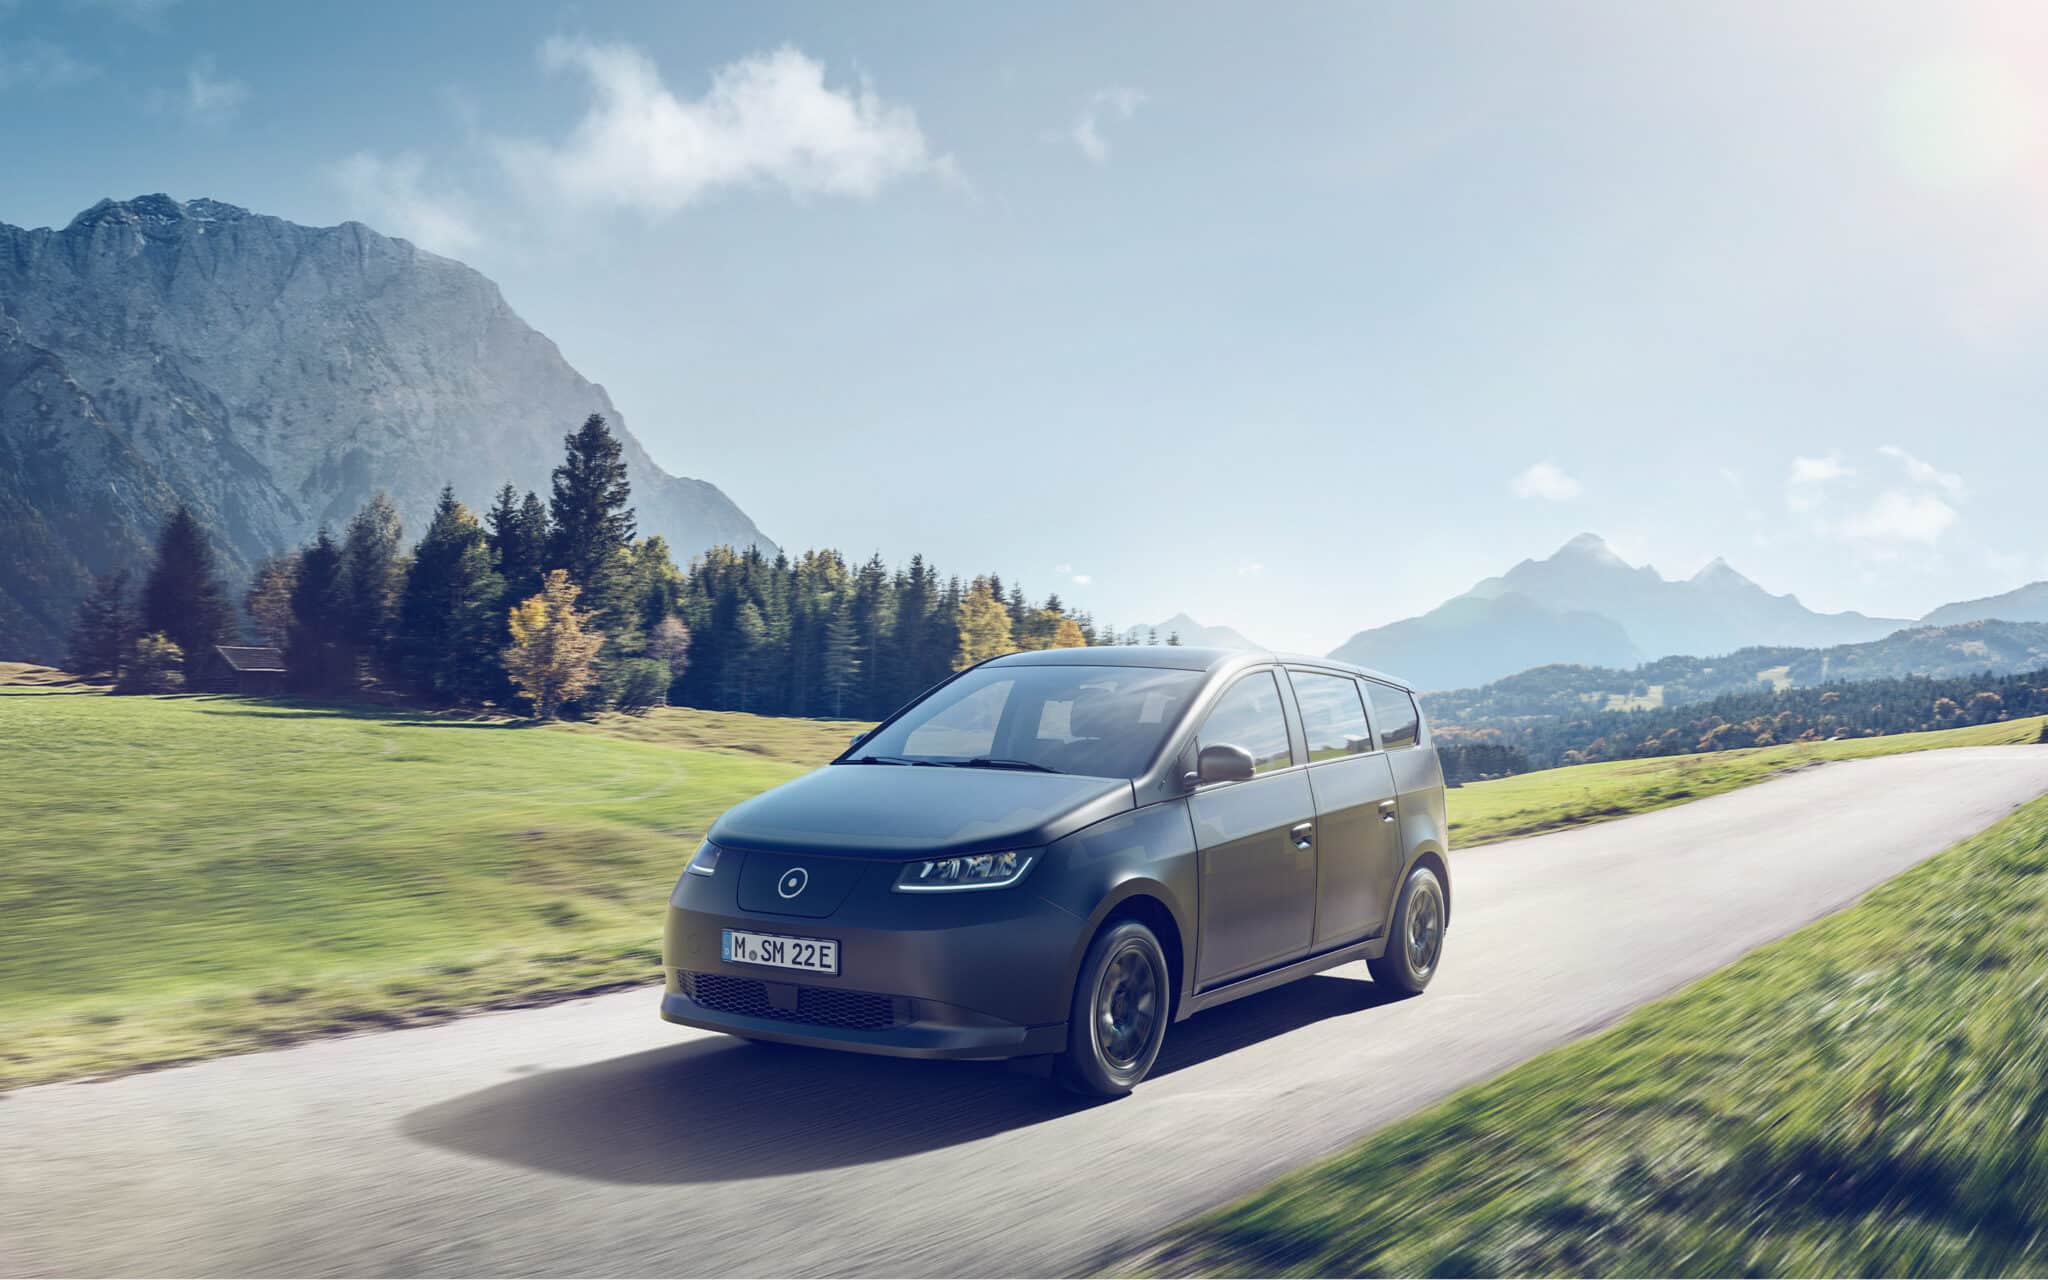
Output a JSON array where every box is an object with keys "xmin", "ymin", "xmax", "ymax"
[
  {"xmin": 1289, "ymin": 821, "xmax": 1315, "ymax": 849},
  {"xmin": 1379, "ymin": 799, "xmax": 1399, "ymax": 823}
]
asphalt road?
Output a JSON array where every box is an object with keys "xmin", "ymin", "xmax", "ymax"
[{"xmin": 6, "ymin": 745, "xmax": 2048, "ymax": 1278}]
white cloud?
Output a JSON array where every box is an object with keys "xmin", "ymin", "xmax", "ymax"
[
  {"xmin": 1236, "ymin": 558, "xmax": 1265, "ymax": 577},
  {"xmin": 0, "ymin": 38, "xmax": 98, "ymax": 90},
  {"xmin": 1837, "ymin": 491, "xmax": 1959, "ymax": 545},
  {"xmin": 497, "ymin": 39, "xmax": 944, "ymax": 214},
  {"xmin": 148, "ymin": 56, "xmax": 248, "ymax": 121},
  {"xmin": 1054, "ymin": 562, "xmax": 1073, "ymax": 575},
  {"xmin": 1071, "ymin": 86, "xmax": 1145, "ymax": 166},
  {"xmin": 324, "ymin": 151, "xmax": 482, "ymax": 256},
  {"xmin": 1070, "ymin": 573, "xmax": 1093, "ymax": 586},
  {"xmin": 1510, "ymin": 461, "xmax": 1581, "ymax": 502},
  {"xmin": 1788, "ymin": 453, "xmax": 1850, "ymax": 485},
  {"xmin": 1877, "ymin": 444, "xmax": 1965, "ymax": 497},
  {"xmin": 1786, "ymin": 452, "xmax": 1850, "ymax": 511}
]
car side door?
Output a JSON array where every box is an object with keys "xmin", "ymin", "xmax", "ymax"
[
  {"xmin": 1188, "ymin": 668, "xmax": 1317, "ymax": 986},
  {"xmin": 1286, "ymin": 668, "xmax": 1403, "ymax": 947}
]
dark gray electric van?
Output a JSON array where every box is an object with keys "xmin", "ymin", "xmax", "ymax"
[{"xmin": 661, "ymin": 646, "xmax": 1450, "ymax": 1095}]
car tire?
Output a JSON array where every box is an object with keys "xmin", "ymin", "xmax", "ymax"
[
  {"xmin": 1056, "ymin": 920, "xmax": 1170, "ymax": 1097},
  {"xmin": 1369, "ymin": 864, "xmax": 1446, "ymax": 996}
]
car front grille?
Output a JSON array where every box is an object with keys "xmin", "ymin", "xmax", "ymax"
[{"xmin": 680, "ymin": 970, "xmax": 902, "ymax": 1031}]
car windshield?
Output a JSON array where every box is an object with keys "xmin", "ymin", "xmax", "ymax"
[{"xmin": 846, "ymin": 664, "xmax": 1205, "ymax": 778}]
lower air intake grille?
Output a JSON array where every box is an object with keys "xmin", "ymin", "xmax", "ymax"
[{"xmin": 681, "ymin": 971, "xmax": 901, "ymax": 1031}]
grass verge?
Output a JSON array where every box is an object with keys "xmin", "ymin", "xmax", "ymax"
[
  {"xmin": 1448, "ymin": 716, "xmax": 2047, "ymax": 847},
  {"xmin": 1119, "ymin": 789, "xmax": 2048, "ymax": 1278},
  {"xmin": 0, "ymin": 689, "xmax": 835, "ymax": 1090}
]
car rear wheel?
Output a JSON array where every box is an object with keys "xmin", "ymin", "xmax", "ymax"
[
  {"xmin": 1056, "ymin": 920, "xmax": 1169, "ymax": 1097},
  {"xmin": 1369, "ymin": 864, "xmax": 1446, "ymax": 996}
]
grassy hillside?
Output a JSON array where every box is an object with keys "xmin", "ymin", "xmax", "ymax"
[
  {"xmin": 1446, "ymin": 715, "xmax": 2048, "ymax": 846},
  {"xmin": 0, "ymin": 689, "xmax": 845, "ymax": 1089},
  {"xmin": 1119, "ymin": 790, "xmax": 2048, "ymax": 1278}
]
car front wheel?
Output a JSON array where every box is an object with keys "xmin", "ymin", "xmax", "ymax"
[
  {"xmin": 1056, "ymin": 920, "xmax": 1170, "ymax": 1097},
  {"xmin": 1369, "ymin": 864, "xmax": 1446, "ymax": 996}
]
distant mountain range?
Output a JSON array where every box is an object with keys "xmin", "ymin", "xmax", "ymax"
[
  {"xmin": 0, "ymin": 194, "xmax": 771, "ymax": 663},
  {"xmin": 1327, "ymin": 532, "xmax": 2048, "ymax": 690},
  {"xmin": 1422, "ymin": 618, "xmax": 2048, "ymax": 732},
  {"xmin": 1127, "ymin": 613, "xmax": 1262, "ymax": 650}
]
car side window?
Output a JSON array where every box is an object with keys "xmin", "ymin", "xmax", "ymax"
[
  {"xmin": 1290, "ymin": 670, "xmax": 1373, "ymax": 762},
  {"xmin": 1197, "ymin": 671, "xmax": 1294, "ymax": 774},
  {"xmin": 1365, "ymin": 679, "xmax": 1420, "ymax": 749}
]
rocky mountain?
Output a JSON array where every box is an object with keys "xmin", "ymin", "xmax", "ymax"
[
  {"xmin": 1920, "ymin": 581, "xmax": 2048, "ymax": 627},
  {"xmin": 0, "ymin": 194, "xmax": 771, "ymax": 662},
  {"xmin": 1329, "ymin": 533, "xmax": 1912, "ymax": 690}
]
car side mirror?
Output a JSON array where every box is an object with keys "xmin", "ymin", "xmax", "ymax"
[
  {"xmin": 849, "ymin": 730, "xmax": 870, "ymax": 749},
  {"xmin": 1190, "ymin": 743, "xmax": 1256, "ymax": 787}
]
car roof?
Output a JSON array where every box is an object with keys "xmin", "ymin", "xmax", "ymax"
[{"xmin": 984, "ymin": 645, "xmax": 1414, "ymax": 691}]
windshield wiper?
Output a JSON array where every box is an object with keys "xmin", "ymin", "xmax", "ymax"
[
  {"xmin": 847, "ymin": 754, "xmax": 952, "ymax": 767},
  {"xmin": 955, "ymin": 757, "xmax": 1062, "ymax": 773}
]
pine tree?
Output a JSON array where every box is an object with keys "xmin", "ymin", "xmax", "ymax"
[
  {"xmin": 487, "ymin": 487, "xmax": 552, "ymax": 606},
  {"xmin": 66, "ymin": 569, "xmax": 134, "ymax": 679},
  {"xmin": 244, "ymin": 554, "xmax": 299, "ymax": 648},
  {"xmin": 953, "ymin": 576, "xmax": 1014, "ymax": 670},
  {"xmin": 140, "ymin": 505, "xmax": 235, "ymax": 676},
  {"xmin": 548, "ymin": 413, "xmax": 636, "ymax": 592},
  {"xmin": 822, "ymin": 603, "xmax": 860, "ymax": 717},
  {"xmin": 502, "ymin": 570, "xmax": 605, "ymax": 719},
  {"xmin": 286, "ymin": 530, "xmax": 352, "ymax": 693},
  {"xmin": 396, "ymin": 487, "xmax": 505, "ymax": 703},
  {"xmin": 340, "ymin": 493, "xmax": 404, "ymax": 677}
]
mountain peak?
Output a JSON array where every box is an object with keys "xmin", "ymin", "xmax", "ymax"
[
  {"xmin": 63, "ymin": 195, "xmax": 252, "ymax": 233},
  {"xmin": 1553, "ymin": 532, "xmax": 1629, "ymax": 566},
  {"xmin": 1690, "ymin": 556, "xmax": 1757, "ymax": 589}
]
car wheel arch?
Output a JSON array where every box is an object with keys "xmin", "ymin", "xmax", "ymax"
[{"xmin": 1067, "ymin": 883, "xmax": 1188, "ymax": 1022}]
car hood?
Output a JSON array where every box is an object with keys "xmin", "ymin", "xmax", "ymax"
[{"xmin": 706, "ymin": 764, "xmax": 1137, "ymax": 859}]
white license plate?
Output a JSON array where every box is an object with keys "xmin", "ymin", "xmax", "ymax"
[{"xmin": 721, "ymin": 928, "xmax": 840, "ymax": 975}]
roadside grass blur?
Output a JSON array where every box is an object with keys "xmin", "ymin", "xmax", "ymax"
[
  {"xmin": 0, "ymin": 688, "xmax": 821, "ymax": 1090},
  {"xmin": 1120, "ymin": 790, "xmax": 2048, "ymax": 1277},
  {"xmin": 1448, "ymin": 715, "xmax": 2048, "ymax": 846}
]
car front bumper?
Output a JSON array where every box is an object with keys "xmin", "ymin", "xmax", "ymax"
[{"xmin": 660, "ymin": 850, "xmax": 1085, "ymax": 1060}]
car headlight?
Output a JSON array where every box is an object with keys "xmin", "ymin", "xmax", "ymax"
[
  {"xmin": 684, "ymin": 841, "xmax": 722, "ymax": 877},
  {"xmin": 894, "ymin": 850, "xmax": 1035, "ymax": 893}
]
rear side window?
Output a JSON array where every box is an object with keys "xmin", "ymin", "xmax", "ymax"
[
  {"xmin": 1289, "ymin": 670, "xmax": 1373, "ymax": 762},
  {"xmin": 1365, "ymin": 680, "xmax": 1420, "ymax": 750},
  {"xmin": 1198, "ymin": 671, "xmax": 1294, "ymax": 774}
]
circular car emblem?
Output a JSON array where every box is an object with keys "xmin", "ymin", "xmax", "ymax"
[{"xmin": 777, "ymin": 867, "xmax": 810, "ymax": 899}]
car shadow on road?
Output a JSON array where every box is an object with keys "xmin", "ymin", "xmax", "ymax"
[{"xmin": 402, "ymin": 971, "xmax": 1396, "ymax": 1184}]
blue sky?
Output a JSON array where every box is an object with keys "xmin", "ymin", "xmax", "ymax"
[{"xmin": 6, "ymin": 0, "xmax": 2047, "ymax": 652}]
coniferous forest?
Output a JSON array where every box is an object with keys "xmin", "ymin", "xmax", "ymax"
[{"xmin": 65, "ymin": 414, "xmax": 1124, "ymax": 721}]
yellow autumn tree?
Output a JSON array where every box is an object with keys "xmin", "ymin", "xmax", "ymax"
[
  {"xmin": 952, "ymin": 576, "xmax": 1014, "ymax": 670},
  {"xmin": 1046, "ymin": 615, "xmax": 1087, "ymax": 650},
  {"xmin": 502, "ymin": 569, "xmax": 605, "ymax": 719}
]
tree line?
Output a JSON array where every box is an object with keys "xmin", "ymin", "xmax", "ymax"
[
  {"xmin": 65, "ymin": 414, "xmax": 1135, "ymax": 719},
  {"xmin": 1437, "ymin": 668, "xmax": 2048, "ymax": 770}
]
